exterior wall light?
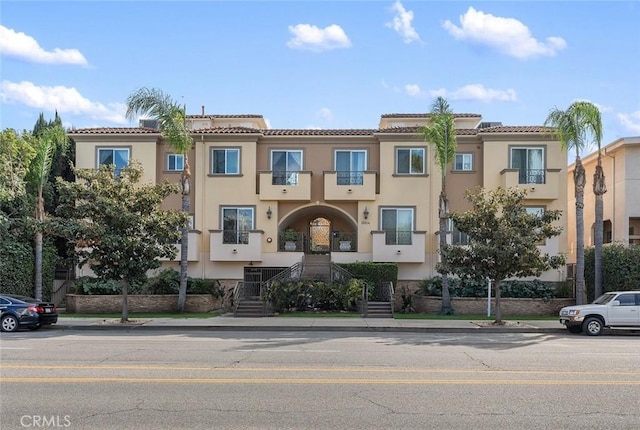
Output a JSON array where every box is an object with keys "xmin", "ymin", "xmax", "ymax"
[
  {"xmin": 363, "ymin": 207, "xmax": 369, "ymax": 220},
  {"xmin": 266, "ymin": 206, "xmax": 272, "ymax": 219}
]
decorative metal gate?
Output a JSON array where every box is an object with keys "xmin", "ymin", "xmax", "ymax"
[{"xmin": 309, "ymin": 218, "xmax": 331, "ymax": 254}]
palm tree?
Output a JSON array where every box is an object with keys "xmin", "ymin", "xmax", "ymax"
[
  {"xmin": 126, "ymin": 88, "xmax": 193, "ymax": 312},
  {"xmin": 27, "ymin": 124, "xmax": 68, "ymax": 301},
  {"xmin": 544, "ymin": 101, "xmax": 602, "ymax": 304},
  {"xmin": 419, "ymin": 96, "xmax": 457, "ymax": 314}
]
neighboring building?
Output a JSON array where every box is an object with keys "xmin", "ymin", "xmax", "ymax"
[
  {"xmin": 566, "ymin": 136, "xmax": 640, "ymax": 264},
  {"xmin": 69, "ymin": 111, "xmax": 568, "ymax": 288}
]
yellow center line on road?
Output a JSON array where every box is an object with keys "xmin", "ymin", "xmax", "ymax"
[
  {"xmin": 1, "ymin": 377, "xmax": 640, "ymax": 385},
  {"xmin": 2, "ymin": 364, "xmax": 640, "ymax": 376}
]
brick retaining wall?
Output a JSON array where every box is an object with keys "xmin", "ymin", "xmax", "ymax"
[
  {"xmin": 66, "ymin": 294, "xmax": 222, "ymax": 313},
  {"xmin": 402, "ymin": 295, "xmax": 574, "ymax": 316}
]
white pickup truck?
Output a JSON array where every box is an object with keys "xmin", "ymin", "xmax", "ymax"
[{"xmin": 559, "ymin": 291, "xmax": 640, "ymax": 335}]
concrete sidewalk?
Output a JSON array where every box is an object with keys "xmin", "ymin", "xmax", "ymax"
[{"xmin": 54, "ymin": 315, "xmax": 565, "ymax": 334}]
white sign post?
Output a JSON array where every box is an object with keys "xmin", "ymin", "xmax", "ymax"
[{"xmin": 487, "ymin": 278, "xmax": 492, "ymax": 317}]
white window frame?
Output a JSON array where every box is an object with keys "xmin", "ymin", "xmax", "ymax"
[
  {"xmin": 97, "ymin": 148, "xmax": 130, "ymax": 175},
  {"xmin": 396, "ymin": 147, "xmax": 425, "ymax": 175},
  {"xmin": 380, "ymin": 207, "xmax": 414, "ymax": 245},
  {"xmin": 510, "ymin": 147, "xmax": 545, "ymax": 184},
  {"xmin": 167, "ymin": 153, "xmax": 184, "ymax": 172},
  {"xmin": 211, "ymin": 148, "xmax": 240, "ymax": 174},
  {"xmin": 454, "ymin": 153, "xmax": 473, "ymax": 171},
  {"xmin": 335, "ymin": 150, "xmax": 367, "ymax": 185},
  {"xmin": 271, "ymin": 150, "xmax": 303, "ymax": 185}
]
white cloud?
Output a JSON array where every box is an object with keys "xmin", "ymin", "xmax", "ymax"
[
  {"xmin": 442, "ymin": 7, "xmax": 567, "ymax": 60},
  {"xmin": 286, "ymin": 24, "xmax": 351, "ymax": 52},
  {"xmin": 404, "ymin": 84, "xmax": 424, "ymax": 97},
  {"xmin": 618, "ymin": 110, "xmax": 640, "ymax": 134},
  {"xmin": 405, "ymin": 82, "xmax": 516, "ymax": 102},
  {"xmin": 442, "ymin": 84, "xmax": 517, "ymax": 102},
  {"xmin": 386, "ymin": 1, "xmax": 422, "ymax": 44},
  {"xmin": 0, "ymin": 25, "xmax": 88, "ymax": 66},
  {"xmin": 316, "ymin": 107, "xmax": 333, "ymax": 121},
  {"xmin": 0, "ymin": 80, "xmax": 126, "ymax": 124}
]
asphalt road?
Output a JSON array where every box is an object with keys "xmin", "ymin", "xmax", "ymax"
[{"xmin": 1, "ymin": 329, "xmax": 639, "ymax": 430}]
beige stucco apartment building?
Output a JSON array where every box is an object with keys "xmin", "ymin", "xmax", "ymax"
[
  {"xmin": 566, "ymin": 136, "xmax": 640, "ymax": 264},
  {"xmin": 69, "ymin": 111, "xmax": 568, "ymax": 288}
]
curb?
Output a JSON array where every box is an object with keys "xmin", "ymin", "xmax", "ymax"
[{"xmin": 52, "ymin": 324, "xmax": 566, "ymax": 334}]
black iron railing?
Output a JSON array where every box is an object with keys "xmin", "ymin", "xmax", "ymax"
[
  {"xmin": 336, "ymin": 171, "xmax": 364, "ymax": 185},
  {"xmin": 272, "ymin": 171, "xmax": 299, "ymax": 185},
  {"xmin": 519, "ymin": 168, "xmax": 545, "ymax": 184}
]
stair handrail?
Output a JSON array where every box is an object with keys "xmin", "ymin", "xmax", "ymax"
[
  {"xmin": 261, "ymin": 262, "xmax": 304, "ymax": 299},
  {"xmin": 329, "ymin": 263, "xmax": 355, "ymax": 284},
  {"xmin": 232, "ymin": 281, "xmax": 245, "ymax": 316},
  {"xmin": 382, "ymin": 281, "xmax": 394, "ymax": 316}
]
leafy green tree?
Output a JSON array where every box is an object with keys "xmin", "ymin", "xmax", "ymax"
[
  {"xmin": 1, "ymin": 129, "xmax": 36, "ymax": 206},
  {"xmin": 125, "ymin": 87, "xmax": 193, "ymax": 312},
  {"xmin": 55, "ymin": 162, "xmax": 188, "ymax": 322},
  {"xmin": 26, "ymin": 124, "xmax": 68, "ymax": 300},
  {"xmin": 419, "ymin": 96, "xmax": 457, "ymax": 314},
  {"xmin": 438, "ymin": 187, "xmax": 565, "ymax": 323},
  {"xmin": 544, "ymin": 101, "xmax": 602, "ymax": 304}
]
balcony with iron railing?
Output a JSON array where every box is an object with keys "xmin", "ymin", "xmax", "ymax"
[
  {"xmin": 324, "ymin": 170, "xmax": 377, "ymax": 201},
  {"xmin": 500, "ymin": 168, "xmax": 561, "ymax": 199},
  {"xmin": 259, "ymin": 170, "xmax": 312, "ymax": 201},
  {"xmin": 371, "ymin": 230, "xmax": 426, "ymax": 262},
  {"xmin": 210, "ymin": 229, "xmax": 263, "ymax": 261}
]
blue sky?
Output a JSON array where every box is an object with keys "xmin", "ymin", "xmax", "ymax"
[{"xmin": 1, "ymin": 0, "xmax": 639, "ymax": 154}]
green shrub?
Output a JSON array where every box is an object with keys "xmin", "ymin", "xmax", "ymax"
[
  {"xmin": 585, "ymin": 244, "xmax": 640, "ymax": 301},
  {"xmin": 265, "ymin": 279, "xmax": 364, "ymax": 313},
  {"xmin": 420, "ymin": 276, "xmax": 557, "ymax": 300},
  {"xmin": 74, "ymin": 277, "xmax": 121, "ymax": 295}
]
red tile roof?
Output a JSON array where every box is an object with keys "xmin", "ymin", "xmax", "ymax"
[
  {"xmin": 381, "ymin": 113, "xmax": 481, "ymax": 118},
  {"xmin": 187, "ymin": 114, "xmax": 264, "ymax": 119},
  {"xmin": 69, "ymin": 127, "xmax": 159, "ymax": 134}
]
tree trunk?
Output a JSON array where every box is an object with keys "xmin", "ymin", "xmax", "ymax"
[
  {"xmin": 120, "ymin": 280, "xmax": 129, "ymax": 323},
  {"xmin": 574, "ymin": 158, "xmax": 586, "ymax": 305},
  {"xmin": 593, "ymin": 161, "xmax": 607, "ymax": 299},
  {"xmin": 34, "ymin": 231, "xmax": 43, "ymax": 301},
  {"xmin": 438, "ymin": 191, "xmax": 453, "ymax": 314},
  {"xmin": 177, "ymin": 156, "xmax": 191, "ymax": 313},
  {"xmin": 494, "ymin": 279, "xmax": 502, "ymax": 324},
  {"xmin": 34, "ymin": 193, "xmax": 45, "ymax": 301}
]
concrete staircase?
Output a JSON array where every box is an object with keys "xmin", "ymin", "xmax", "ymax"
[
  {"xmin": 301, "ymin": 254, "xmax": 331, "ymax": 281},
  {"xmin": 364, "ymin": 301, "xmax": 394, "ymax": 318},
  {"xmin": 234, "ymin": 297, "xmax": 265, "ymax": 317}
]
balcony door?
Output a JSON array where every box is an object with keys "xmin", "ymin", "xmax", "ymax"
[
  {"xmin": 271, "ymin": 150, "xmax": 302, "ymax": 185},
  {"xmin": 335, "ymin": 150, "xmax": 366, "ymax": 185},
  {"xmin": 510, "ymin": 147, "xmax": 544, "ymax": 184}
]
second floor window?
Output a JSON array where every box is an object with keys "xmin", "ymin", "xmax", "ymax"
[
  {"xmin": 396, "ymin": 148, "xmax": 425, "ymax": 175},
  {"xmin": 271, "ymin": 150, "xmax": 302, "ymax": 185},
  {"xmin": 222, "ymin": 207, "xmax": 253, "ymax": 244},
  {"xmin": 448, "ymin": 218, "xmax": 470, "ymax": 245},
  {"xmin": 211, "ymin": 148, "xmax": 240, "ymax": 174},
  {"xmin": 167, "ymin": 154, "xmax": 184, "ymax": 171},
  {"xmin": 381, "ymin": 208, "xmax": 413, "ymax": 245},
  {"xmin": 511, "ymin": 147, "xmax": 544, "ymax": 184},
  {"xmin": 335, "ymin": 150, "xmax": 366, "ymax": 185},
  {"xmin": 454, "ymin": 153, "xmax": 473, "ymax": 171},
  {"xmin": 98, "ymin": 148, "xmax": 129, "ymax": 175}
]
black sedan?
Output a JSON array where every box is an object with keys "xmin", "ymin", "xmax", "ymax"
[{"xmin": 0, "ymin": 294, "xmax": 58, "ymax": 332}]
